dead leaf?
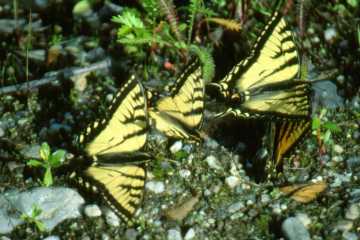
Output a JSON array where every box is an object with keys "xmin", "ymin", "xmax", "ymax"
[
  {"xmin": 165, "ymin": 194, "xmax": 200, "ymax": 221},
  {"xmin": 280, "ymin": 181, "xmax": 327, "ymax": 203}
]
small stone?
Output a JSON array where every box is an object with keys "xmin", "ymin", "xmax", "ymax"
[
  {"xmin": 228, "ymin": 202, "xmax": 244, "ymax": 214},
  {"xmin": 260, "ymin": 194, "xmax": 271, "ymax": 204},
  {"xmin": 347, "ymin": 156, "xmax": 360, "ymax": 170},
  {"xmin": 345, "ymin": 204, "xmax": 360, "ymax": 220},
  {"xmin": 333, "ymin": 144, "xmax": 344, "ymax": 154},
  {"xmin": 105, "ymin": 210, "xmax": 120, "ymax": 227},
  {"xmin": 324, "ymin": 27, "xmax": 337, "ymax": 43},
  {"xmin": 204, "ymin": 138, "xmax": 219, "ymax": 149},
  {"xmin": 205, "ymin": 155, "xmax": 222, "ymax": 170},
  {"xmin": 350, "ymin": 189, "xmax": 360, "ymax": 203},
  {"xmin": 125, "ymin": 229, "xmax": 138, "ymax": 240},
  {"xmin": 179, "ymin": 169, "xmax": 191, "ymax": 178},
  {"xmin": 342, "ymin": 231, "xmax": 358, "ymax": 240},
  {"xmin": 170, "ymin": 141, "xmax": 183, "ymax": 154},
  {"xmin": 42, "ymin": 236, "xmax": 60, "ymax": 240},
  {"xmin": 295, "ymin": 213, "xmax": 311, "ymax": 227},
  {"xmin": 167, "ymin": 229, "xmax": 182, "ymax": 240},
  {"xmin": 101, "ymin": 233, "xmax": 110, "ymax": 240},
  {"xmin": 282, "ymin": 217, "xmax": 311, "ymax": 240},
  {"xmin": 146, "ymin": 181, "xmax": 165, "ymax": 194},
  {"xmin": 184, "ymin": 228, "xmax": 195, "ymax": 240},
  {"xmin": 335, "ymin": 220, "xmax": 353, "ymax": 232},
  {"xmin": 84, "ymin": 204, "xmax": 102, "ymax": 218},
  {"xmin": 225, "ymin": 176, "xmax": 240, "ymax": 189}
]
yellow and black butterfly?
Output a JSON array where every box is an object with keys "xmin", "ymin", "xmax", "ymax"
[
  {"xmin": 209, "ymin": 11, "xmax": 311, "ymax": 120},
  {"xmin": 70, "ymin": 75, "xmax": 151, "ymax": 222},
  {"xmin": 148, "ymin": 59, "xmax": 204, "ymax": 140}
]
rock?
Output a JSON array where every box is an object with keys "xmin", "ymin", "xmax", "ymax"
[
  {"xmin": 334, "ymin": 220, "xmax": 353, "ymax": 232},
  {"xmin": 333, "ymin": 144, "xmax": 344, "ymax": 154},
  {"xmin": 345, "ymin": 204, "xmax": 360, "ymax": 220},
  {"xmin": 20, "ymin": 144, "xmax": 41, "ymax": 159},
  {"xmin": 225, "ymin": 176, "xmax": 240, "ymax": 189},
  {"xmin": 170, "ymin": 141, "xmax": 183, "ymax": 154},
  {"xmin": 146, "ymin": 181, "xmax": 165, "ymax": 194},
  {"xmin": 105, "ymin": 209, "xmax": 120, "ymax": 227},
  {"xmin": 42, "ymin": 236, "xmax": 60, "ymax": 240},
  {"xmin": 281, "ymin": 217, "xmax": 311, "ymax": 240},
  {"xmin": 228, "ymin": 202, "xmax": 244, "ymax": 214},
  {"xmin": 85, "ymin": 47, "xmax": 105, "ymax": 63},
  {"xmin": 0, "ymin": 19, "xmax": 26, "ymax": 35},
  {"xmin": 73, "ymin": 0, "xmax": 93, "ymax": 17},
  {"xmin": 0, "ymin": 126, "xmax": 5, "ymax": 137},
  {"xmin": 342, "ymin": 231, "xmax": 358, "ymax": 240},
  {"xmin": 324, "ymin": 27, "xmax": 337, "ymax": 43},
  {"xmin": 295, "ymin": 213, "xmax": 311, "ymax": 227},
  {"xmin": 204, "ymin": 138, "xmax": 219, "ymax": 149},
  {"xmin": 205, "ymin": 155, "xmax": 222, "ymax": 170},
  {"xmin": 84, "ymin": 204, "xmax": 102, "ymax": 218},
  {"xmin": 179, "ymin": 169, "xmax": 191, "ymax": 178},
  {"xmin": 0, "ymin": 187, "xmax": 84, "ymax": 234},
  {"xmin": 347, "ymin": 156, "xmax": 360, "ymax": 170},
  {"xmin": 350, "ymin": 189, "xmax": 360, "ymax": 203},
  {"xmin": 184, "ymin": 228, "xmax": 195, "ymax": 240},
  {"xmin": 125, "ymin": 229, "xmax": 138, "ymax": 240},
  {"xmin": 167, "ymin": 229, "xmax": 182, "ymax": 240}
]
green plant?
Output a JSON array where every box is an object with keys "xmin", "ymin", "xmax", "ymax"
[
  {"xmin": 112, "ymin": 0, "xmax": 241, "ymax": 83},
  {"xmin": 312, "ymin": 109, "xmax": 341, "ymax": 150},
  {"xmin": 20, "ymin": 204, "xmax": 46, "ymax": 232},
  {"xmin": 27, "ymin": 142, "xmax": 66, "ymax": 187}
]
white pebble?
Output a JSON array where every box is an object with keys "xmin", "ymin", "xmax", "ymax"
[
  {"xmin": 146, "ymin": 181, "xmax": 165, "ymax": 194},
  {"xmin": 179, "ymin": 169, "xmax": 191, "ymax": 178},
  {"xmin": 225, "ymin": 176, "xmax": 240, "ymax": 189},
  {"xmin": 205, "ymin": 155, "xmax": 222, "ymax": 170},
  {"xmin": 167, "ymin": 229, "xmax": 182, "ymax": 240},
  {"xmin": 42, "ymin": 236, "xmax": 60, "ymax": 240},
  {"xmin": 295, "ymin": 213, "xmax": 312, "ymax": 227},
  {"xmin": 170, "ymin": 141, "xmax": 183, "ymax": 153},
  {"xmin": 333, "ymin": 144, "xmax": 344, "ymax": 154},
  {"xmin": 324, "ymin": 27, "xmax": 337, "ymax": 42},
  {"xmin": 345, "ymin": 204, "xmax": 360, "ymax": 220},
  {"xmin": 184, "ymin": 228, "xmax": 195, "ymax": 240},
  {"xmin": 105, "ymin": 209, "xmax": 120, "ymax": 227},
  {"xmin": 228, "ymin": 202, "xmax": 244, "ymax": 213},
  {"xmin": 84, "ymin": 204, "xmax": 102, "ymax": 217}
]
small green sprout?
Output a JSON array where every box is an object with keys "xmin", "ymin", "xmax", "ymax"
[
  {"xmin": 312, "ymin": 109, "xmax": 341, "ymax": 149},
  {"xmin": 20, "ymin": 204, "xmax": 46, "ymax": 232},
  {"xmin": 27, "ymin": 142, "xmax": 66, "ymax": 187}
]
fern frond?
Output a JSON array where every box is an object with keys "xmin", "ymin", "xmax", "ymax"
[
  {"xmin": 189, "ymin": 45, "xmax": 214, "ymax": 83},
  {"xmin": 187, "ymin": 0, "xmax": 200, "ymax": 44},
  {"xmin": 157, "ymin": 0, "xmax": 184, "ymax": 41},
  {"xmin": 207, "ymin": 17, "xmax": 241, "ymax": 32}
]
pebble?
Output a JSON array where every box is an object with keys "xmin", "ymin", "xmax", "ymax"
[
  {"xmin": 170, "ymin": 141, "xmax": 183, "ymax": 154},
  {"xmin": 101, "ymin": 234, "xmax": 110, "ymax": 240},
  {"xmin": 324, "ymin": 27, "xmax": 337, "ymax": 43},
  {"xmin": 350, "ymin": 189, "xmax": 360, "ymax": 203},
  {"xmin": 146, "ymin": 181, "xmax": 165, "ymax": 194},
  {"xmin": 205, "ymin": 155, "xmax": 222, "ymax": 170},
  {"xmin": 342, "ymin": 231, "xmax": 358, "ymax": 240},
  {"xmin": 260, "ymin": 194, "xmax": 271, "ymax": 204},
  {"xmin": 295, "ymin": 213, "xmax": 311, "ymax": 227},
  {"xmin": 347, "ymin": 156, "xmax": 360, "ymax": 170},
  {"xmin": 228, "ymin": 202, "xmax": 244, "ymax": 213},
  {"xmin": 179, "ymin": 169, "xmax": 191, "ymax": 178},
  {"xmin": 334, "ymin": 220, "xmax": 353, "ymax": 232},
  {"xmin": 204, "ymin": 138, "xmax": 219, "ymax": 149},
  {"xmin": 282, "ymin": 217, "xmax": 311, "ymax": 240},
  {"xmin": 184, "ymin": 228, "xmax": 195, "ymax": 240},
  {"xmin": 225, "ymin": 176, "xmax": 241, "ymax": 189},
  {"xmin": 345, "ymin": 204, "xmax": 360, "ymax": 220},
  {"xmin": 84, "ymin": 204, "xmax": 102, "ymax": 218},
  {"xmin": 333, "ymin": 144, "xmax": 344, "ymax": 154},
  {"xmin": 125, "ymin": 229, "xmax": 138, "ymax": 240},
  {"xmin": 42, "ymin": 236, "xmax": 60, "ymax": 240},
  {"xmin": 105, "ymin": 210, "xmax": 120, "ymax": 227},
  {"xmin": 167, "ymin": 228, "xmax": 182, "ymax": 240}
]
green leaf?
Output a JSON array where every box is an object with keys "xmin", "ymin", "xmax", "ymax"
[
  {"xmin": 323, "ymin": 129, "xmax": 332, "ymax": 144},
  {"xmin": 43, "ymin": 167, "xmax": 53, "ymax": 187},
  {"xmin": 49, "ymin": 150, "xmax": 66, "ymax": 167},
  {"xmin": 323, "ymin": 122, "xmax": 341, "ymax": 132},
  {"xmin": 346, "ymin": 0, "xmax": 358, "ymax": 7},
  {"xmin": 27, "ymin": 159, "xmax": 44, "ymax": 167},
  {"xmin": 35, "ymin": 220, "xmax": 46, "ymax": 232},
  {"xmin": 312, "ymin": 117, "xmax": 321, "ymax": 130},
  {"xmin": 174, "ymin": 150, "xmax": 189, "ymax": 161},
  {"xmin": 40, "ymin": 142, "xmax": 50, "ymax": 161}
]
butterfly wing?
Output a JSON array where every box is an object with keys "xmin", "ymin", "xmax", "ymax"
[
  {"xmin": 149, "ymin": 59, "xmax": 204, "ymax": 139},
  {"xmin": 80, "ymin": 75, "xmax": 148, "ymax": 157}
]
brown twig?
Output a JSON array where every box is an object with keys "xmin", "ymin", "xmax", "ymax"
[{"xmin": 0, "ymin": 59, "xmax": 111, "ymax": 96}]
